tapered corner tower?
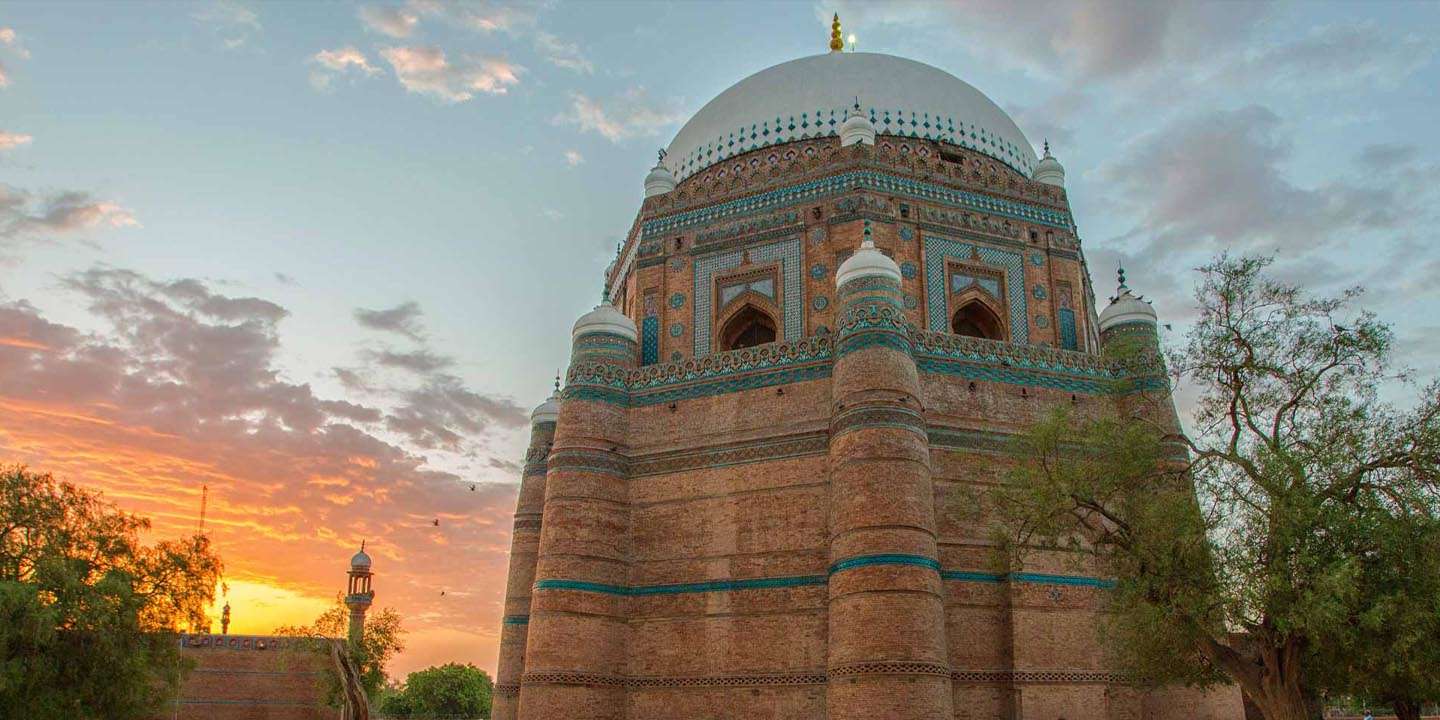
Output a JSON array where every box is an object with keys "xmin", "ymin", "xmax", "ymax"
[{"xmin": 493, "ymin": 19, "xmax": 1243, "ymax": 720}]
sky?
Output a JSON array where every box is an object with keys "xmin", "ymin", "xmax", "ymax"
[{"xmin": 1, "ymin": 1, "xmax": 1437, "ymax": 678}]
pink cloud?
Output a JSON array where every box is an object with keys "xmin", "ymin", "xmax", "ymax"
[
  {"xmin": 0, "ymin": 131, "xmax": 32, "ymax": 150},
  {"xmin": 379, "ymin": 46, "xmax": 521, "ymax": 103}
]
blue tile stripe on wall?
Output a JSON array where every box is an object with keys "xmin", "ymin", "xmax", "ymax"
[{"xmin": 534, "ymin": 563, "xmax": 1114, "ymax": 596}]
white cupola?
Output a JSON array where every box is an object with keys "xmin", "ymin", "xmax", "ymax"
[
  {"xmin": 1032, "ymin": 140, "xmax": 1065, "ymax": 187},
  {"xmin": 839, "ymin": 99, "xmax": 876, "ymax": 147},
  {"xmin": 1098, "ymin": 266, "xmax": 1157, "ymax": 332},
  {"xmin": 644, "ymin": 149, "xmax": 677, "ymax": 197},
  {"xmin": 836, "ymin": 221, "xmax": 901, "ymax": 288},
  {"xmin": 571, "ymin": 296, "xmax": 638, "ymax": 343}
]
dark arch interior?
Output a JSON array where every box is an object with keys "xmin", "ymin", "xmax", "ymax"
[
  {"xmin": 719, "ymin": 306, "xmax": 778, "ymax": 351},
  {"xmin": 951, "ymin": 301, "xmax": 1004, "ymax": 340}
]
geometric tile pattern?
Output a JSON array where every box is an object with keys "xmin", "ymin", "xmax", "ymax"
[
  {"xmin": 641, "ymin": 316, "xmax": 659, "ymax": 366},
  {"xmin": 692, "ymin": 236, "xmax": 802, "ymax": 356},
  {"xmin": 1058, "ymin": 308, "xmax": 1078, "ymax": 351},
  {"xmin": 922, "ymin": 234, "xmax": 1028, "ymax": 344}
]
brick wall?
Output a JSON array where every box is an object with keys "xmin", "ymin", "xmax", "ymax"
[{"xmin": 151, "ymin": 635, "xmax": 336, "ymax": 720}]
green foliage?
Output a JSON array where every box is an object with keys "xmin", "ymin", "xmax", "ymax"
[
  {"xmin": 379, "ymin": 662, "xmax": 493, "ymax": 718},
  {"xmin": 0, "ymin": 465, "xmax": 224, "ymax": 719},
  {"xmin": 993, "ymin": 256, "xmax": 1440, "ymax": 720},
  {"xmin": 275, "ymin": 595, "xmax": 405, "ymax": 706}
]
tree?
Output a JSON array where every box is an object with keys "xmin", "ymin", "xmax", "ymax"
[
  {"xmin": 1309, "ymin": 512, "xmax": 1440, "ymax": 720},
  {"xmin": 379, "ymin": 662, "xmax": 493, "ymax": 718},
  {"xmin": 276, "ymin": 594, "xmax": 405, "ymax": 705},
  {"xmin": 992, "ymin": 256, "xmax": 1440, "ymax": 720},
  {"xmin": 0, "ymin": 465, "xmax": 224, "ymax": 719}
]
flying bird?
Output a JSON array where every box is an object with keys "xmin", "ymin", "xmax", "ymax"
[{"xmin": 432, "ymin": 518, "xmax": 440, "ymax": 527}]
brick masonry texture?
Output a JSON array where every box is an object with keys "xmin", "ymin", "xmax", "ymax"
[
  {"xmin": 148, "ymin": 635, "xmax": 333, "ymax": 720},
  {"xmin": 498, "ymin": 136, "xmax": 1242, "ymax": 719}
]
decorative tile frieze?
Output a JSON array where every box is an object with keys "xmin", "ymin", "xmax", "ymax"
[
  {"xmin": 830, "ymin": 661, "xmax": 951, "ymax": 678},
  {"xmin": 694, "ymin": 209, "xmax": 801, "ymax": 245},
  {"xmin": 628, "ymin": 432, "xmax": 829, "ymax": 477},
  {"xmin": 641, "ymin": 171, "xmax": 1072, "ymax": 241},
  {"xmin": 830, "ymin": 405, "xmax": 927, "ymax": 437},
  {"xmin": 547, "ymin": 448, "xmax": 629, "ymax": 477}
]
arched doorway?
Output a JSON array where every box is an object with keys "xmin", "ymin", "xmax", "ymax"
[
  {"xmin": 718, "ymin": 305, "xmax": 777, "ymax": 350},
  {"xmin": 951, "ymin": 300, "xmax": 1004, "ymax": 340}
]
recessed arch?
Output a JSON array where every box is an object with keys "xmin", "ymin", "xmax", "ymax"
[
  {"xmin": 718, "ymin": 304, "xmax": 778, "ymax": 351},
  {"xmin": 951, "ymin": 299, "xmax": 1004, "ymax": 340}
]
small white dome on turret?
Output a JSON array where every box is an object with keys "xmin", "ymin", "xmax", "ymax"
[
  {"xmin": 644, "ymin": 151, "xmax": 677, "ymax": 197},
  {"xmin": 1032, "ymin": 140, "xmax": 1065, "ymax": 187},
  {"xmin": 572, "ymin": 299, "xmax": 638, "ymax": 342},
  {"xmin": 836, "ymin": 221, "xmax": 901, "ymax": 288},
  {"xmin": 839, "ymin": 100, "xmax": 876, "ymax": 147},
  {"xmin": 1098, "ymin": 267, "xmax": 1157, "ymax": 332},
  {"xmin": 531, "ymin": 381, "xmax": 561, "ymax": 424},
  {"xmin": 350, "ymin": 545, "xmax": 372, "ymax": 570}
]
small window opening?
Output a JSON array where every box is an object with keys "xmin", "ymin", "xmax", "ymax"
[
  {"xmin": 719, "ymin": 306, "xmax": 778, "ymax": 351},
  {"xmin": 951, "ymin": 301, "xmax": 1004, "ymax": 340}
]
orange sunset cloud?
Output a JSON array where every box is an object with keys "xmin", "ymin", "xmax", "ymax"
[{"xmin": 0, "ymin": 269, "xmax": 529, "ymax": 676}]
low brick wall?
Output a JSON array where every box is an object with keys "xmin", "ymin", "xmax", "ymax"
[{"xmin": 150, "ymin": 634, "xmax": 338, "ymax": 720}]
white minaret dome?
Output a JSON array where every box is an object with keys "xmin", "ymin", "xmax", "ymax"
[
  {"xmin": 1098, "ymin": 267, "xmax": 1157, "ymax": 332},
  {"xmin": 572, "ymin": 297, "xmax": 638, "ymax": 342},
  {"xmin": 350, "ymin": 544, "xmax": 372, "ymax": 570},
  {"xmin": 839, "ymin": 100, "xmax": 876, "ymax": 147},
  {"xmin": 836, "ymin": 221, "xmax": 901, "ymax": 287},
  {"xmin": 531, "ymin": 379, "xmax": 561, "ymax": 424},
  {"xmin": 1032, "ymin": 140, "xmax": 1065, "ymax": 187},
  {"xmin": 644, "ymin": 150, "xmax": 677, "ymax": 197}
]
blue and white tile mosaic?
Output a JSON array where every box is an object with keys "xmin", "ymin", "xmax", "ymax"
[
  {"xmin": 900, "ymin": 262, "xmax": 918, "ymax": 280},
  {"xmin": 641, "ymin": 317, "xmax": 659, "ymax": 366},
  {"xmin": 669, "ymin": 322, "xmax": 685, "ymax": 337},
  {"xmin": 923, "ymin": 234, "xmax": 1029, "ymax": 345},
  {"xmin": 1032, "ymin": 284, "xmax": 1047, "ymax": 300},
  {"xmin": 899, "ymin": 226, "xmax": 915, "ymax": 241},
  {"xmin": 692, "ymin": 236, "xmax": 803, "ymax": 356},
  {"xmin": 669, "ymin": 292, "xmax": 686, "ymax": 309},
  {"xmin": 1030, "ymin": 253, "xmax": 1045, "ymax": 267},
  {"xmin": 812, "ymin": 295, "xmax": 829, "ymax": 311},
  {"xmin": 810, "ymin": 263, "xmax": 828, "ymax": 280}
]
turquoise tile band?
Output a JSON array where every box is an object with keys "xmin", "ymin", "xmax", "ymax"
[{"xmin": 534, "ymin": 559, "xmax": 1113, "ymax": 596}]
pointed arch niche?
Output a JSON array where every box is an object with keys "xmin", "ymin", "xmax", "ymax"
[
  {"xmin": 713, "ymin": 264, "xmax": 782, "ymax": 351},
  {"xmin": 947, "ymin": 260, "xmax": 1009, "ymax": 341}
]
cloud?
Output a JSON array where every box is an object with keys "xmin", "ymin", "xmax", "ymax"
[
  {"xmin": 553, "ymin": 88, "xmax": 683, "ymax": 143},
  {"xmin": 354, "ymin": 301, "xmax": 425, "ymax": 341},
  {"xmin": 0, "ymin": 62, "xmax": 8, "ymax": 89},
  {"xmin": 0, "ymin": 131, "xmax": 32, "ymax": 150},
  {"xmin": 358, "ymin": 5, "xmax": 420, "ymax": 38},
  {"xmin": 379, "ymin": 46, "xmax": 522, "ymax": 102},
  {"xmin": 410, "ymin": 0, "xmax": 539, "ymax": 34},
  {"xmin": 0, "ymin": 27, "xmax": 28, "ymax": 59},
  {"xmin": 1214, "ymin": 21, "xmax": 1437, "ymax": 93},
  {"xmin": 0, "ymin": 267, "xmax": 529, "ymax": 674},
  {"xmin": 827, "ymin": 0, "xmax": 1267, "ymax": 83},
  {"xmin": 533, "ymin": 30, "xmax": 592, "ymax": 74},
  {"xmin": 1006, "ymin": 90, "xmax": 1091, "ymax": 153},
  {"xmin": 1, "ymin": 186, "xmax": 139, "ymax": 251},
  {"xmin": 1099, "ymin": 105, "xmax": 1410, "ymax": 263},
  {"xmin": 191, "ymin": 1, "xmax": 262, "ymax": 49},
  {"xmin": 310, "ymin": 46, "xmax": 382, "ymax": 92},
  {"xmin": 563, "ymin": 149, "xmax": 583, "ymax": 167},
  {"xmin": 370, "ymin": 348, "xmax": 453, "ymax": 374}
]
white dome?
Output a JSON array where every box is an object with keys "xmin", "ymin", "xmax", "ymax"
[
  {"xmin": 663, "ymin": 52, "xmax": 1037, "ymax": 182},
  {"xmin": 1033, "ymin": 144, "xmax": 1065, "ymax": 187},
  {"xmin": 836, "ymin": 224, "xmax": 901, "ymax": 288},
  {"xmin": 572, "ymin": 302, "xmax": 638, "ymax": 343},
  {"xmin": 350, "ymin": 548, "xmax": 371, "ymax": 569},
  {"xmin": 531, "ymin": 390, "xmax": 560, "ymax": 425},
  {"xmin": 1098, "ymin": 289, "xmax": 1157, "ymax": 332},
  {"xmin": 838, "ymin": 102, "xmax": 876, "ymax": 147},
  {"xmin": 644, "ymin": 159, "xmax": 677, "ymax": 197}
]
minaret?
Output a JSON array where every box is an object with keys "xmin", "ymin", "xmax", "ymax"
[
  {"xmin": 220, "ymin": 601, "xmax": 231, "ymax": 635},
  {"xmin": 827, "ymin": 222, "xmax": 955, "ymax": 720},
  {"xmin": 518, "ymin": 294, "xmax": 636, "ymax": 720},
  {"xmin": 493, "ymin": 378, "xmax": 561, "ymax": 720},
  {"xmin": 345, "ymin": 542, "xmax": 374, "ymax": 646}
]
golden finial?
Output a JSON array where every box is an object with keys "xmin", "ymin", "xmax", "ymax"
[{"xmin": 829, "ymin": 13, "xmax": 843, "ymax": 53}]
